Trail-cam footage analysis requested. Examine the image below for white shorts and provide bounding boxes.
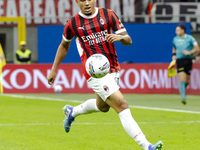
[87,72,120,101]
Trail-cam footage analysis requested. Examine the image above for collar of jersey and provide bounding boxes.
[78,7,98,19]
[178,34,187,39]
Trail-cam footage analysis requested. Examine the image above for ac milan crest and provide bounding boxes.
[103,85,109,92]
[100,18,105,25]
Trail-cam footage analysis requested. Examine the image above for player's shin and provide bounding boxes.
[179,82,186,100]
[118,108,150,150]
[72,99,100,118]
[185,82,189,88]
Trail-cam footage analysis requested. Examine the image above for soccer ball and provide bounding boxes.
[54,85,63,94]
[85,54,110,78]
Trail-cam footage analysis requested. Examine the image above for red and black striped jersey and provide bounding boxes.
[63,7,126,80]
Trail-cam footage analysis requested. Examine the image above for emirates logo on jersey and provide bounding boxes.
[81,30,108,46]
[100,18,105,25]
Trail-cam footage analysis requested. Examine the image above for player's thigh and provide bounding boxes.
[178,72,187,82]
[96,93,110,112]
[177,58,192,77]
[106,90,129,114]
[87,73,120,101]
[186,74,191,83]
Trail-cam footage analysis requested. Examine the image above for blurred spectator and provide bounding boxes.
[16,41,31,64]
[143,0,150,14]
[135,0,144,22]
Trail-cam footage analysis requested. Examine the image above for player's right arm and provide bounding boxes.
[47,39,71,85]
[47,19,75,85]
[172,47,177,60]
[172,38,177,60]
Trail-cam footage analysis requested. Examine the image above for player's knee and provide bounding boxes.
[121,99,129,110]
[179,78,186,82]
[99,106,110,112]
[117,97,129,110]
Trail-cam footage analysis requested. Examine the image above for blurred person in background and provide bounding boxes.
[172,24,199,104]
[16,41,31,64]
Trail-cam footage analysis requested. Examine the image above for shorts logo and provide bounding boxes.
[178,67,184,71]
[103,85,109,92]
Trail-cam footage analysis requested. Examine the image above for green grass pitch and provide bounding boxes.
[0,93,200,150]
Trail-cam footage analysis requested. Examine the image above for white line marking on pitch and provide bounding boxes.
[129,105,200,114]
[2,94,84,103]
[1,94,200,114]
[0,121,199,127]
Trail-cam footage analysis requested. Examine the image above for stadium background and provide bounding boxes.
[0,0,200,94]
[0,1,200,150]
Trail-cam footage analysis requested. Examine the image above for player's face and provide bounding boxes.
[76,0,96,16]
[20,45,26,51]
[175,27,184,36]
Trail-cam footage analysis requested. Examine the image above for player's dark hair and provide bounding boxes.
[177,24,186,33]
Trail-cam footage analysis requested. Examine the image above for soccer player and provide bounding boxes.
[47,0,163,149]
[172,24,199,104]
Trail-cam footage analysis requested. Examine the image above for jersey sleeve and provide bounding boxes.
[109,10,126,34]
[63,19,75,42]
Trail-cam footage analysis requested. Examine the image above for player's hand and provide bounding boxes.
[47,69,56,85]
[105,34,123,43]
[172,55,177,60]
[183,50,191,56]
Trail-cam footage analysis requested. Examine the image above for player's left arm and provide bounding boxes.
[191,44,200,55]
[107,10,132,45]
[183,37,200,55]
[106,32,132,45]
